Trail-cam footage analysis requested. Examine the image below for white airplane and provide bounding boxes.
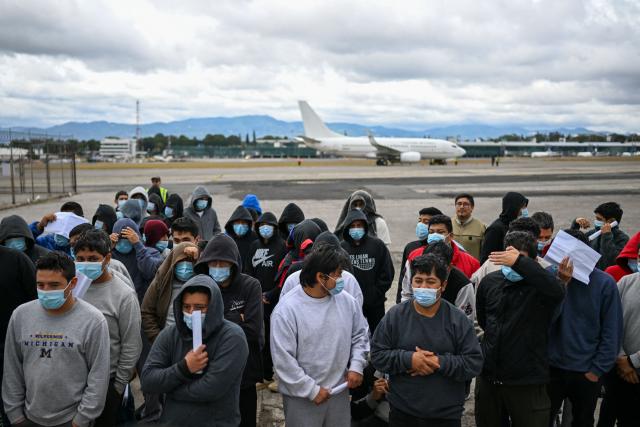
[297,101,466,165]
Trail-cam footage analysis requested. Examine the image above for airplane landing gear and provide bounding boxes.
[376,159,391,166]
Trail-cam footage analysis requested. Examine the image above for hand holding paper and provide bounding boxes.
[543,230,601,284]
[72,272,92,299]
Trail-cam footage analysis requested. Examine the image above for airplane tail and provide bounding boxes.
[298,101,342,139]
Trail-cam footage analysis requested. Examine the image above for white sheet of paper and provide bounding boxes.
[43,212,89,239]
[192,310,203,350]
[330,381,348,395]
[543,230,601,284]
[72,272,92,299]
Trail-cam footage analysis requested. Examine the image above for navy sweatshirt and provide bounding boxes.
[547,268,623,377]
[371,300,483,420]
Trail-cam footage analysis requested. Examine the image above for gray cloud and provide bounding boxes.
[0,0,638,131]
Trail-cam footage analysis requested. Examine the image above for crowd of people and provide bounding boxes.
[0,175,638,427]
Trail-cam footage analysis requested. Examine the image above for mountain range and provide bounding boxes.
[1,115,599,141]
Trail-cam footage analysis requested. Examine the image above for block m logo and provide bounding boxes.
[39,349,52,358]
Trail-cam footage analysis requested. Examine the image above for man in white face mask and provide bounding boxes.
[371,254,482,426]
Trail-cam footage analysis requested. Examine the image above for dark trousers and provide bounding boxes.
[239,386,257,427]
[363,305,385,334]
[596,371,616,427]
[94,378,122,427]
[476,375,550,427]
[605,369,640,427]
[389,407,460,427]
[547,367,600,427]
[262,302,274,381]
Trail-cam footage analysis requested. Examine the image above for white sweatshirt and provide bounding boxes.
[270,285,370,401]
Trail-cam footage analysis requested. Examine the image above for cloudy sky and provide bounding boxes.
[1,0,639,131]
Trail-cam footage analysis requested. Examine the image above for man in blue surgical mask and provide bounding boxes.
[73,230,142,427]
[371,253,482,426]
[195,233,263,427]
[2,252,110,427]
[224,206,259,275]
[573,201,629,270]
[475,231,567,427]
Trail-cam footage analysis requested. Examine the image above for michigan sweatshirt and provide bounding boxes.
[2,299,110,427]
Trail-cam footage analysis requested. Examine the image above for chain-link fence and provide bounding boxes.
[0,130,76,206]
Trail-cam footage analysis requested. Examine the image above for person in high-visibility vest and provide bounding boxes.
[148,176,169,204]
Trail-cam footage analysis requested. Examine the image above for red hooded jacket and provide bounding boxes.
[605,231,640,282]
[408,239,480,279]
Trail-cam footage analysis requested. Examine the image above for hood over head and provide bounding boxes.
[254,211,278,233]
[147,193,165,215]
[92,204,117,234]
[224,206,254,235]
[341,209,370,242]
[278,203,305,235]
[195,232,242,275]
[190,185,212,210]
[113,218,141,237]
[615,231,640,267]
[0,215,35,248]
[121,199,143,226]
[291,219,322,254]
[348,190,379,216]
[242,194,262,215]
[500,192,529,223]
[128,186,149,210]
[144,219,169,247]
[164,193,184,218]
[335,190,381,238]
[314,230,341,248]
[310,218,329,232]
[173,274,225,340]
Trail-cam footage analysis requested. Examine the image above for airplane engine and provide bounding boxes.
[400,152,421,163]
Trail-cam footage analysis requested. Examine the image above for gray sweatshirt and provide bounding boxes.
[371,300,483,419]
[2,299,110,427]
[83,274,142,394]
[617,272,640,369]
[270,285,370,400]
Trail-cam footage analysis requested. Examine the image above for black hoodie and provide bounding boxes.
[91,204,118,234]
[479,192,529,263]
[141,275,248,427]
[277,203,305,240]
[246,212,286,293]
[340,209,395,309]
[0,215,50,265]
[194,234,264,388]
[224,206,259,274]
[287,230,354,278]
[163,193,184,227]
[335,190,383,240]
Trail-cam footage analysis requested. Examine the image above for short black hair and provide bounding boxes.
[171,217,199,238]
[69,223,94,239]
[115,190,128,201]
[61,201,83,217]
[594,202,623,223]
[410,253,448,283]
[73,230,111,256]
[36,251,75,282]
[455,193,475,206]
[423,241,453,265]
[419,207,443,216]
[508,217,540,240]
[182,284,211,298]
[151,176,161,182]
[300,244,349,288]
[562,228,589,245]
[531,211,554,231]
[504,231,537,259]
[428,214,453,233]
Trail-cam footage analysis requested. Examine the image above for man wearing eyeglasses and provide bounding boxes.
[452,194,486,261]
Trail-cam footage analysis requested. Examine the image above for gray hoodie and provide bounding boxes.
[183,186,221,241]
[141,275,248,427]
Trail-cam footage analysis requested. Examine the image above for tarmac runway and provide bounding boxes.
[3,157,638,425]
